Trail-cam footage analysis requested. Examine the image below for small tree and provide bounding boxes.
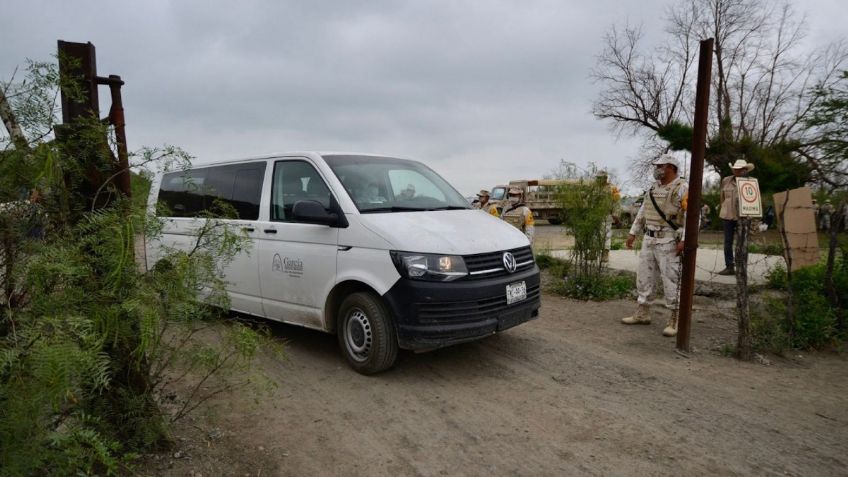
[1,59,278,474]
[805,70,848,330]
[554,164,622,299]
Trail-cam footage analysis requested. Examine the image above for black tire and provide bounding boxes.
[337,292,398,374]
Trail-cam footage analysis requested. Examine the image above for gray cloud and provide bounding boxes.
[2,0,844,195]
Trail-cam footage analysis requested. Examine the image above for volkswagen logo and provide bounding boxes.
[502,252,517,273]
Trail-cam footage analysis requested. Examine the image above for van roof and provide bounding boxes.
[184,151,409,168]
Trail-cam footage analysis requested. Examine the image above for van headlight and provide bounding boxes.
[390,251,468,282]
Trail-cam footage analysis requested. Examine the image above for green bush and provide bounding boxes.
[748,242,784,256]
[534,251,559,270]
[1,60,279,475]
[554,273,632,301]
[765,263,788,290]
[755,255,847,352]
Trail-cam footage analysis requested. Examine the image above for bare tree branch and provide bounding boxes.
[0,87,30,152]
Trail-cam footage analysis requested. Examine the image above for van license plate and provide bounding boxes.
[506,281,527,305]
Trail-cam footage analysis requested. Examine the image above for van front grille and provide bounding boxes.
[462,246,534,280]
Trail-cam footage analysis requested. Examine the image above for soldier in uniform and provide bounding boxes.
[501,187,535,244]
[473,189,499,217]
[622,155,688,337]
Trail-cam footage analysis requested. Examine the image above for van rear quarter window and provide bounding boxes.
[158,163,265,219]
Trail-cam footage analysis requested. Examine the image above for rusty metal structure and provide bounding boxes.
[57,40,131,199]
[676,38,714,353]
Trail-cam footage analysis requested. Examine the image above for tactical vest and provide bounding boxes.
[502,205,528,231]
[643,178,685,228]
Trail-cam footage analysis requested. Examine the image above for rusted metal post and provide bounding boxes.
[58,41,99,123]
[676,38,714,352]
[101,75,131,197]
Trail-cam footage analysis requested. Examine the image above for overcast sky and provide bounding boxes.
[2,0,844,195]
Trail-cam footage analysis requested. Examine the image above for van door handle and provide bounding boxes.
[263,229,277,234]
[241,227,255,233]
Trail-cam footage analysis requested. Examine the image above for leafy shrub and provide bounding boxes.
[765,263,788,289]
[555,272,633,301]
[748,242,784,256]
[557,176,615,280]
[754,255,847,352]
[1,60,279,474]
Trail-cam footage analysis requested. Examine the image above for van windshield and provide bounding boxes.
[323,155,470,213]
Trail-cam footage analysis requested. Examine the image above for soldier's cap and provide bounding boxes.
[652,154,680,170]
[508,187,522,195]
[476,189,490,197]
[729,158,755,171]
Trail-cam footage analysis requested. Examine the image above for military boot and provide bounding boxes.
[621,304,651,325]
[663,309,679,337]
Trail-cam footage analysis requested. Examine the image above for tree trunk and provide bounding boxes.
[0,88,30,152]
[735,217,753,360]
[777,191,796,341]
[824,201,842,331]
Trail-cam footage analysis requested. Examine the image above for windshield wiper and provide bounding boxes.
[426,206,470,210]
[360,206,428,213]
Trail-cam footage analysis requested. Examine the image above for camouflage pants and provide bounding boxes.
[636,236,681,310]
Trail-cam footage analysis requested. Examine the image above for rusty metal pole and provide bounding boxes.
[676,38,714,352]
[58,41,100,123]
[103,75,131,197]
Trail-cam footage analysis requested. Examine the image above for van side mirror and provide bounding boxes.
[292,200,341,227]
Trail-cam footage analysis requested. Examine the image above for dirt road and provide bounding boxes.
[152,292,848,476]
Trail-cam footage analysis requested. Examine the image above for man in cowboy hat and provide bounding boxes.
[473,189,499,216]
[501,187,535,243]
[717,158,755,275]
[622,154,688,337]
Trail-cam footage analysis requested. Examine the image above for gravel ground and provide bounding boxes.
[143,287,848,476]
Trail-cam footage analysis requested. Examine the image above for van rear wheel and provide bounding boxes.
[337,292,398,374]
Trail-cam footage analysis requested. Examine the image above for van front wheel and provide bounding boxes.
[337,292,398,374]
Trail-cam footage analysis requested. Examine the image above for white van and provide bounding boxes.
[147,152,540,374]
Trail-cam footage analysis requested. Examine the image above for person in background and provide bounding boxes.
[763,205,776,229]
[700,202,711,230]
[717,158,755,276]
[501,187,535,244]
[596,172,620,263]
[473,189,499,216]
[820,199,834,231]
[622,154,688,337]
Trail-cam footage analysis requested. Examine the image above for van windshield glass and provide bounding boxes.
[323,155,470,213]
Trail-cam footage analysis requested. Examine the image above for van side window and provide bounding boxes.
[158,163,265,219]
[271,161,332,222]
[158,169,207,217]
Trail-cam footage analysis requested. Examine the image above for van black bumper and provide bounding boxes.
[381,266,541,351]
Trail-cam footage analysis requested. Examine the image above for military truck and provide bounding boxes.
[490,179,580,225]
[490,178,626,226]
